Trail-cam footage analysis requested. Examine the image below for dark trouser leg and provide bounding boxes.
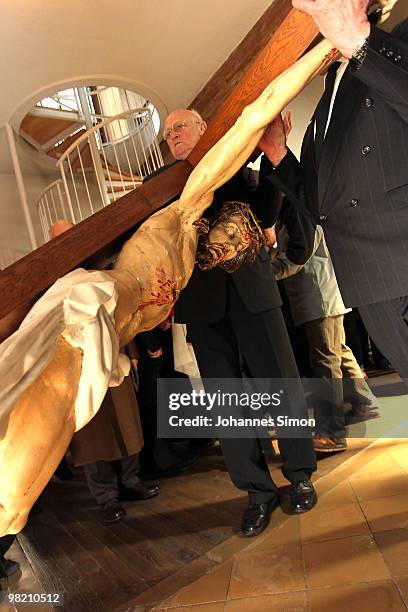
[137,355,181,469]
[344,310,365,367]
[286,324,312,377]
[303,316,346,439]
[226,280,316,482]
[187,318,278,504]
[371,339,389,369]
[358,297,408,385]
[83,461,119,506]
[116,454,141,489]
[0,535,16,578]
[0,534,15,576]
[0,536,15,558]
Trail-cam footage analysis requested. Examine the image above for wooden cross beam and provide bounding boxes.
[0,2,318,341]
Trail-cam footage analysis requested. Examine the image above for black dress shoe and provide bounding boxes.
[281,480,317,515]
[118,483,160,501]
[240,498,279,537]
[102,502,126,523]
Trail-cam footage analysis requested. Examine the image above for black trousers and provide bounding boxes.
[83,455,141,505]
[137,350,191,470]
[359,296,408,383]
[187,279,316,504]
[0,535,16,577]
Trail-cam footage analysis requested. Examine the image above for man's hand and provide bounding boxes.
[292,0,370,58]
[158,319,171,331]
[263,227,277,248]
[148,347,163,358]
[258,112,292,167]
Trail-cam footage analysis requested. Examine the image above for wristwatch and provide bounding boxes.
[350,37,369,71]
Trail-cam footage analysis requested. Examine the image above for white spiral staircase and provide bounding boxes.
[19,87,164,243]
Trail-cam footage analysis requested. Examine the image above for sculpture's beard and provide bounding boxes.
[196,237,261,273]
[196,241,237,271]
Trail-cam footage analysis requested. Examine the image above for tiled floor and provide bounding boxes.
[149,438,408,611]
[149,374,408,611]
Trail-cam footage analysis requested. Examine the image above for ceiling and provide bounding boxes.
[1,0,274,131]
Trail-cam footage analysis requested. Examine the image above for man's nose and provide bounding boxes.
[169,131,180,142]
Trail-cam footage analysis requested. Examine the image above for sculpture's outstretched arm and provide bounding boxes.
[177,38,336,221]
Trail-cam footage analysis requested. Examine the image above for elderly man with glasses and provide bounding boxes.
[162,108,318,537]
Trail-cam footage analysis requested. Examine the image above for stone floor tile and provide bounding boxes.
[225,590,307,611]
[303,535,390,589]
[300,502,369,543]
[360,493,408,533]
[307,579,406,611]
[227,546,305,600]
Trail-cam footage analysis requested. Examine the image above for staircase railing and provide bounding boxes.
[37,179,72,243]
[52,107,163,226]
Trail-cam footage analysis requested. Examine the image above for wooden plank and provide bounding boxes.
[18,513,109,612]
[187,8,318,165]
[45,491,169,587]
[20,115,82,147]
[190,0,292,123]
[0,161,192,333]
[47,127,87,159]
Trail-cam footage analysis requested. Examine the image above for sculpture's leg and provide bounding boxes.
[0,336,82,535]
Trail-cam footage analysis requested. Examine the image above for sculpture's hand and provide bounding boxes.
[292,0,370,58]
[258,112,291,167]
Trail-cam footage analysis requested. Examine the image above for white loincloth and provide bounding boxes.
[0,268,130,431]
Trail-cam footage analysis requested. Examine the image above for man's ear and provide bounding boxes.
[199,121,208,135]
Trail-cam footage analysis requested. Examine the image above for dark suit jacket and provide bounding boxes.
[271,20,408,308]
[174,155,282,323]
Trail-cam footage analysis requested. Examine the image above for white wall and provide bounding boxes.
[0,172,51,254]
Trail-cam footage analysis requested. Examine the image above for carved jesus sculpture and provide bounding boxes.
[0,0,396,537]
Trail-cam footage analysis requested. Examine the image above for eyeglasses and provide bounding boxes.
[163,120,200,141]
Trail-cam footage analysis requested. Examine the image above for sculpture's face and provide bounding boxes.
[195,202,264,272]
[207,213,247,258]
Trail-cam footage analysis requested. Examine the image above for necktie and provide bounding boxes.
[314,61,341,164]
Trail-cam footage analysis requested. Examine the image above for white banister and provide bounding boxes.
[36,179,71,243]
[37,107,162,236]
[6,124,38,250]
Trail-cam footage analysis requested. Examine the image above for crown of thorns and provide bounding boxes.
[194,201,265,273]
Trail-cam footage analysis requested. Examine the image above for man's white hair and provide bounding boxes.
[188,108,205,122]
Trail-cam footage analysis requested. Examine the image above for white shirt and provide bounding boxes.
[313,60,349,140]
[325,60,349,137]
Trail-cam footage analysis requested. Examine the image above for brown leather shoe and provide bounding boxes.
[313,437,347,453]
